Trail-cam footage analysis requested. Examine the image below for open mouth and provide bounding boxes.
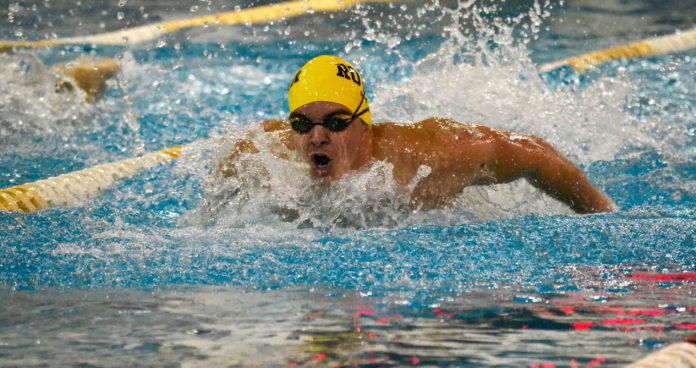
[312,154,331,167]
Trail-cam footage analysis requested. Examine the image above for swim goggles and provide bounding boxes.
[289,93,369,134]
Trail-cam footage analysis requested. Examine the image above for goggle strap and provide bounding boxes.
[349,92,368,122]
[353,107,370,120]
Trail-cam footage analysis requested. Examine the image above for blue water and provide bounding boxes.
[1,0,695,366]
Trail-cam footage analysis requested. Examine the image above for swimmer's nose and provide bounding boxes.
[309,124,330,148]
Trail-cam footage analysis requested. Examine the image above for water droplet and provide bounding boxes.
[156,39,166,48]
[117,0,126,7]
[386,36,401,48]
[14,29,23,37]
[190,5,199,12]
[306,7,314,14]
[116,11,124,20]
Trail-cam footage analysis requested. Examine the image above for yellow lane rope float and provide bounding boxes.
[538,27,696,73]
[0,146,181,213]
[0,0,392,51]
[626,340,696,368]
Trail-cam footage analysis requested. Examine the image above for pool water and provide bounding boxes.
[1,0,695,366]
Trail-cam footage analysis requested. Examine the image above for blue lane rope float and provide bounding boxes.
[0,0,393,51]
[0,146,182,213]
[538,27,696,73]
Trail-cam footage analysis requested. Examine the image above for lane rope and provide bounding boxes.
[0,0,392,51]
[626,341,696,368]
[538,27,696,73]
[0,146,182,213]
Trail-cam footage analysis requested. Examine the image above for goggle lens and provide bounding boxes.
[290,114,352,134]
[290,92,369,134]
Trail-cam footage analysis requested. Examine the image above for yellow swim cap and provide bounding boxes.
[288,55,372,126]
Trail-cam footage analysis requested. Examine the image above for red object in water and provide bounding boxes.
[432,308,454,318]
[354,308,377,319]
[588,357,607,366]
[573,321,594,331]
[560,306,575,315]
[601,318,647,326]
[530,364,556,368]
[313,353,328,361]
[674,323,696,330]
[411,356,420,365]
[629,272,696,282]
[627,310,665,317]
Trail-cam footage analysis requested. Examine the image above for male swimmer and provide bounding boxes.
[219,55,615,214]
[52,56,120,100]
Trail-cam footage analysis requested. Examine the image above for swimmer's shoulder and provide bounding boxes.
[373,117,492,144]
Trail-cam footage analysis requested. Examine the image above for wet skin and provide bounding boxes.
[52,57,120,100]
[221,101,615,214]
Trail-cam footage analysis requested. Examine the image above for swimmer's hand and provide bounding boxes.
[215,119,291,179]
[216,139,260,178]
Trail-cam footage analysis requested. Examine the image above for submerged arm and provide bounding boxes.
[486,131,615,214]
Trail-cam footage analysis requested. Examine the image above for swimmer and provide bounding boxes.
[51,56,120,100]
[0,54,120,136]
[218,55,615,214]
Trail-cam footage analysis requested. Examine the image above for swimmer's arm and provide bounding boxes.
[485,132,616,214]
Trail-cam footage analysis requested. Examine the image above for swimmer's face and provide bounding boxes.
[290,101,372,183]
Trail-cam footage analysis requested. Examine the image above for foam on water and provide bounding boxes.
[368,1,649,164]
[0,53,91,140]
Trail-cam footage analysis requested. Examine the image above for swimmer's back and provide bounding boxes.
[371,118,504,207]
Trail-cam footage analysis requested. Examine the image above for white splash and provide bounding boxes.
[0,53,92,140]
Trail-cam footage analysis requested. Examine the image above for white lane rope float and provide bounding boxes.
[626,340,696,368]
[0,0,393,51]
[538,27,696,73]
[0,146,182,213]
